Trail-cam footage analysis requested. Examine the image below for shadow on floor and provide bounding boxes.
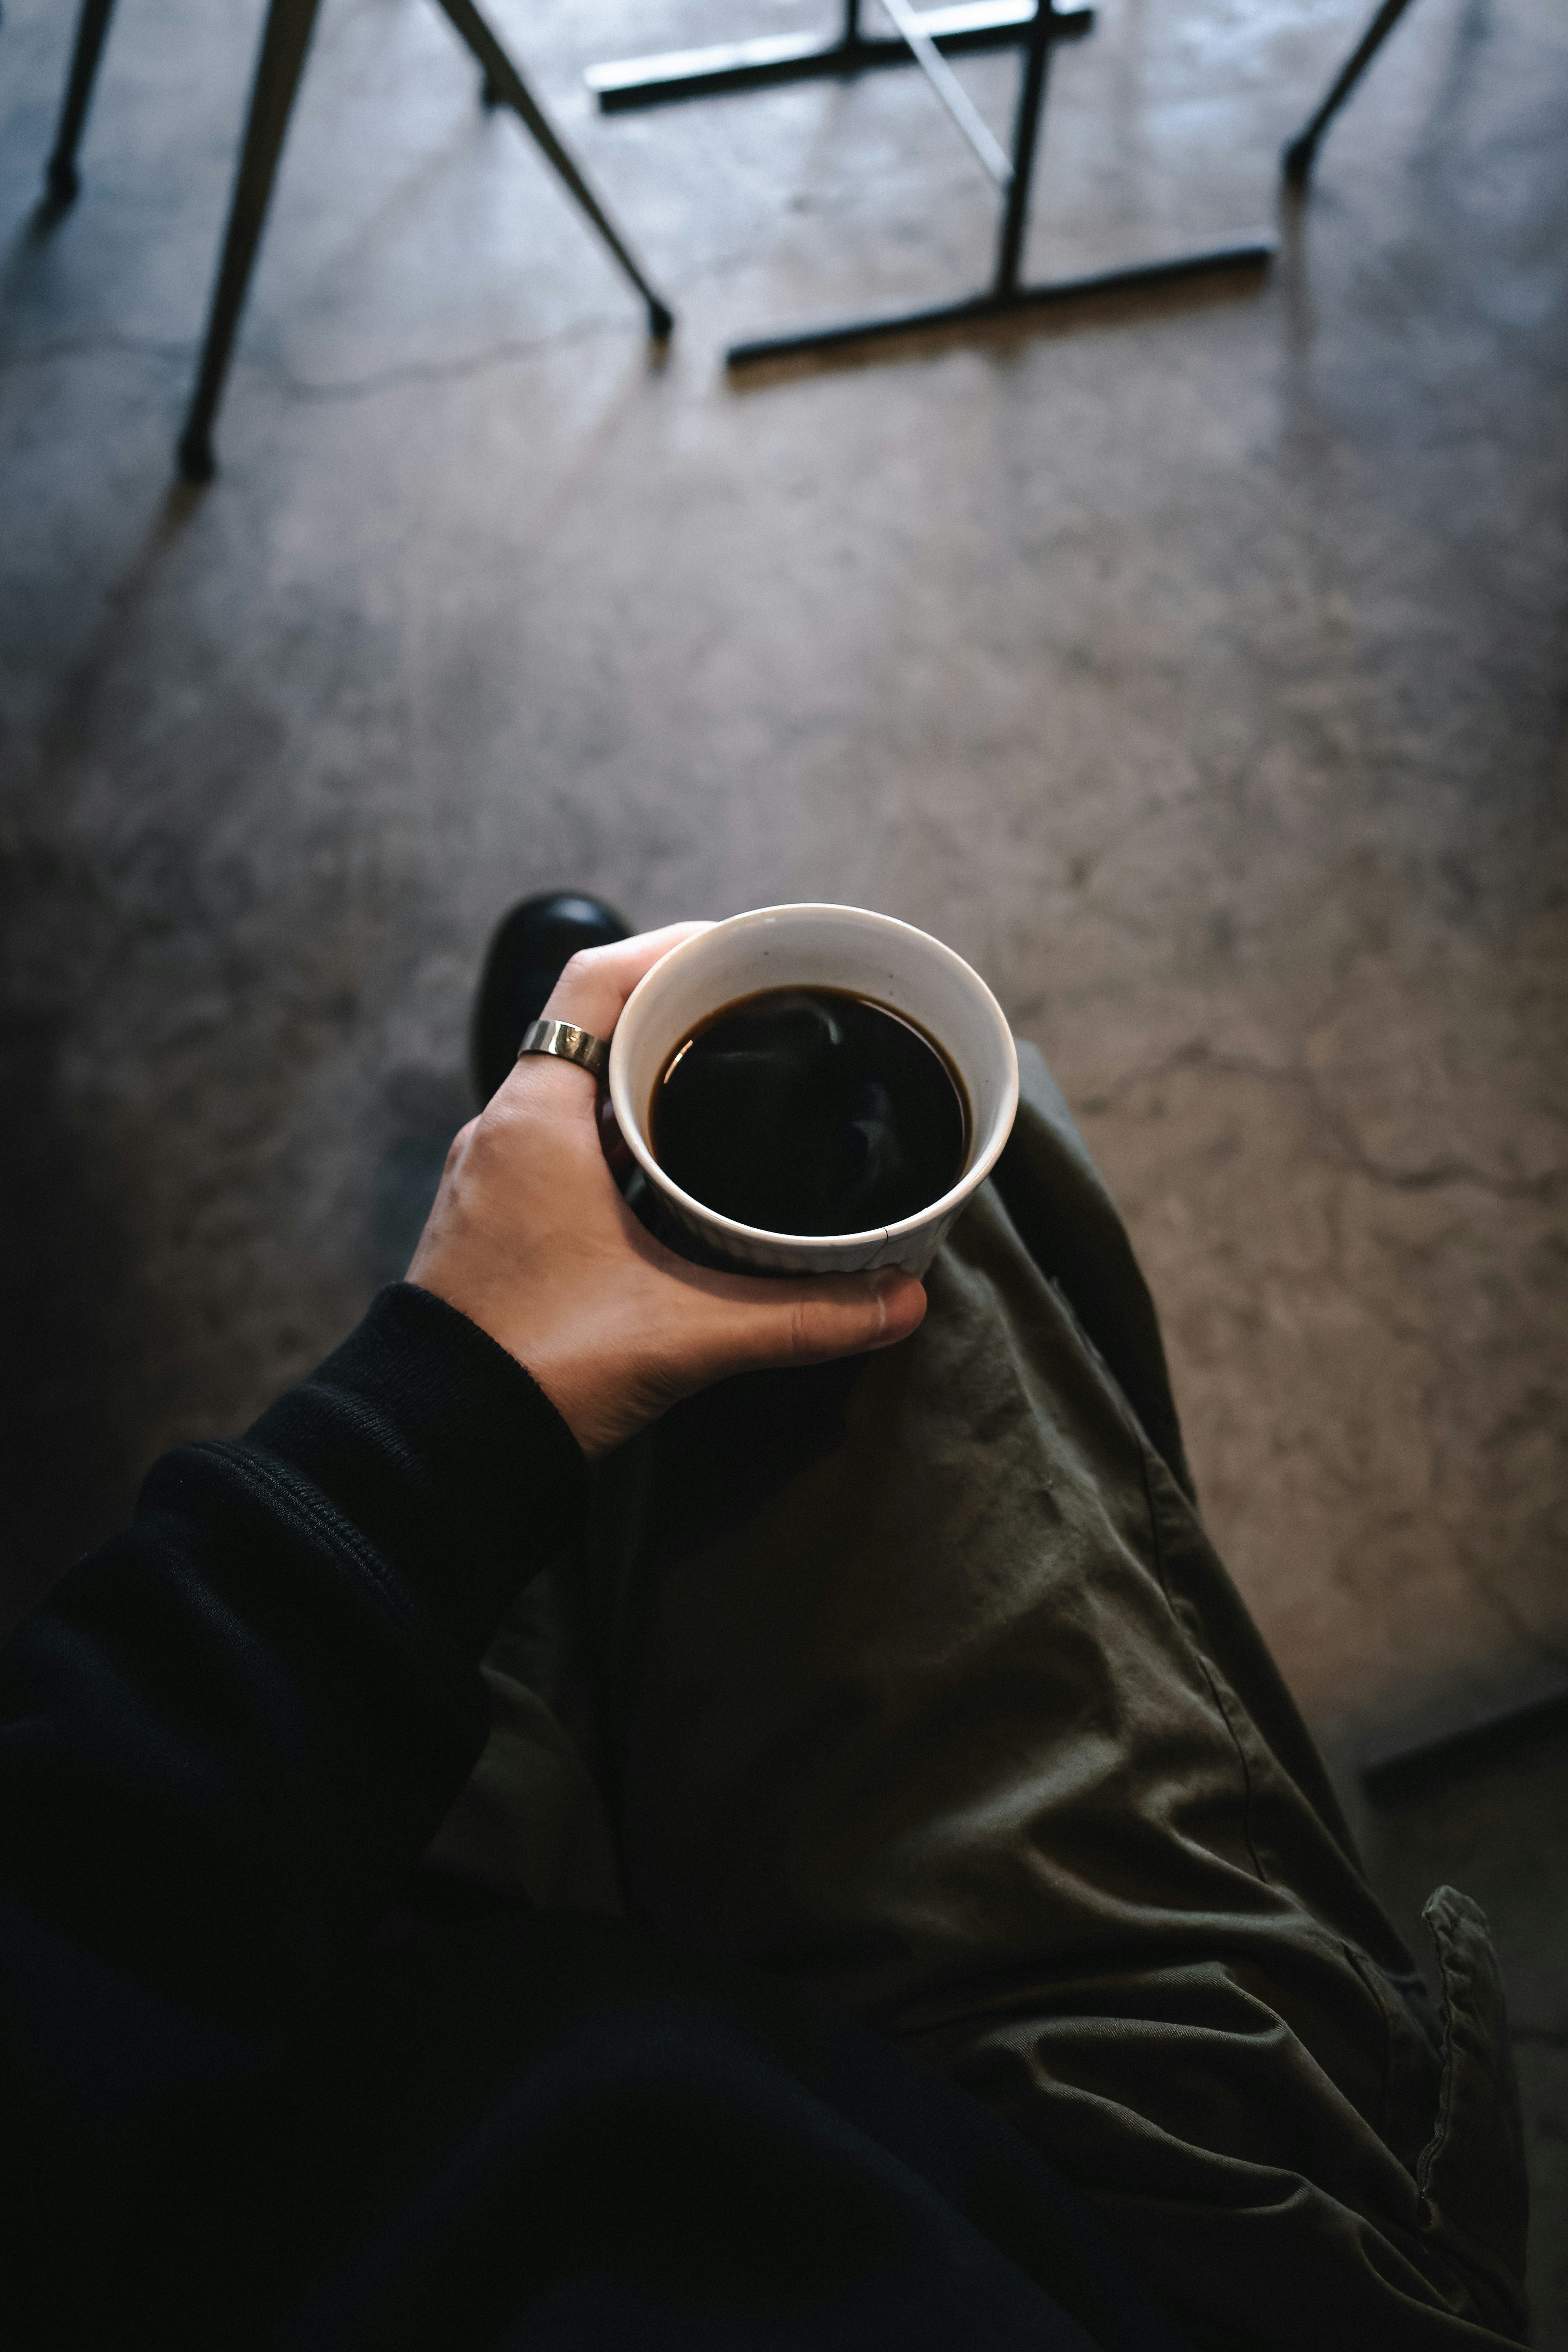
[0,1008,126,1630]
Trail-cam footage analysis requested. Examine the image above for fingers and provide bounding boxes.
[541,922,711,1042]
[488,920,711,1131]
[711,1266,927,1380]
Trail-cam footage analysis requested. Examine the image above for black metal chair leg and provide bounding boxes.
[427,0,674,337]
[1282,0,1419,185]
[176,0,323,482]
[45,0,119,205]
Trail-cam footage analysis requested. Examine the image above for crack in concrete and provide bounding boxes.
[0,332,193,370]
[0,226,804,405]
[1072,1040,1567,1203]
[261,315,638,400]
[0,313,633,396]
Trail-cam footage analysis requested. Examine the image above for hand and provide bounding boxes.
[408,924,927,1456]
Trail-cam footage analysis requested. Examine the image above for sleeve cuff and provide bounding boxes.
[243,1284,588,1657]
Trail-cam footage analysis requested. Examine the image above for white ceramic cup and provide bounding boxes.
[608,904,1019,1278]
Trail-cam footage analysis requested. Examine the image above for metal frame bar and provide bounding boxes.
[43,0,117,206]
[429,0,672,336]
[726,242,1275,365]
[1281,0,1420,186]
[880,0,1013,185]
[586,0,1090,113]
[175,0,325,481]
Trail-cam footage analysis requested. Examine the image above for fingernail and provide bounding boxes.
[869,1266,901,1332]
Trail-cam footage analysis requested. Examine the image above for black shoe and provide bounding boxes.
[470,891,630,1107]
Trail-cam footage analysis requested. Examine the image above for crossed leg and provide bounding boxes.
[445,1044,1529,2350]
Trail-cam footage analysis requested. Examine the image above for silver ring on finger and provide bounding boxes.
[516,1018,610,1081]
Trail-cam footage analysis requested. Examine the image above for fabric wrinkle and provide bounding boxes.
[445,1038,1529,2352]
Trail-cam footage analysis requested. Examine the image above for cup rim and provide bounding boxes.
[609,902,1020,1251]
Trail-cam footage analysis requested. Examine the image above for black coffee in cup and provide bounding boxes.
[652,987,969,1237]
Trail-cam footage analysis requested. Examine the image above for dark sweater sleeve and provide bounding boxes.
[0,1283,587,2135]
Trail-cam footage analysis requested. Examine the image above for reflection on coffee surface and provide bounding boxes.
[653,987,968,1236]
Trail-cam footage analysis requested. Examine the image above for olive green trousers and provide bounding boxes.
[430,1043,1530,2351]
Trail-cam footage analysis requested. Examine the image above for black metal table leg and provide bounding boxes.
[724,242,1275,364]
[428,0,673,335]
[722,0,1275,368]
[1282,0,1420,185]
[44,0,120,206]
[993,0,1051,293]
[176,0,323,481]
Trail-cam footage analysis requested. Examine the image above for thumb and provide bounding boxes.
[713,1266,927,1379]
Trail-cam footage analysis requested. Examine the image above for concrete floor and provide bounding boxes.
[2,0,1565,2327]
